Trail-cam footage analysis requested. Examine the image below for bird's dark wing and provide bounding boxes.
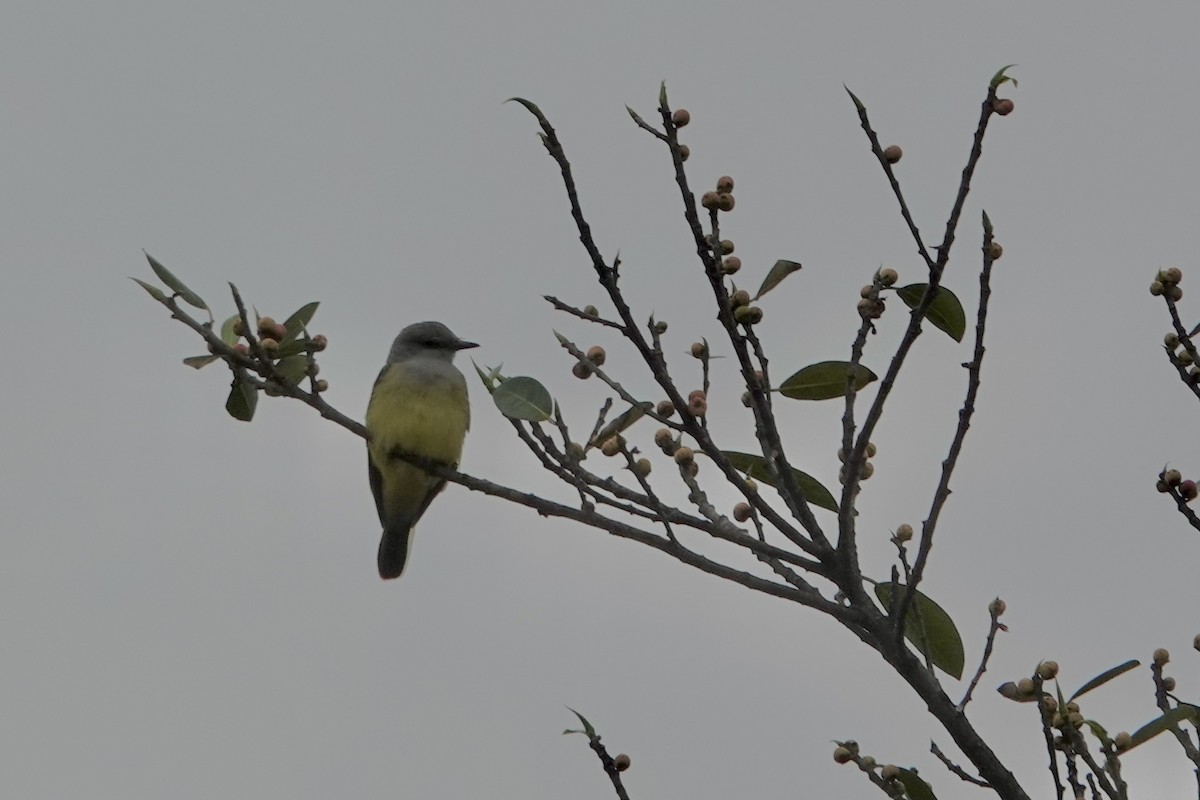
[368,451,386,525]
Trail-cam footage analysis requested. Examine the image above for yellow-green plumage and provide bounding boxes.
[365,322,475,579]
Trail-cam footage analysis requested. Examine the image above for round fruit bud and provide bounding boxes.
[1038,661,1059,680]
[1150,281,1165,296]
[674,446,695,465]
[572,362,593,380]
[633,458,652,478]
[716,175,735,193]
[1193,633,1200,652]
[672,108,691,127]
[1114,731,1132,752]
[865,442,877,458]
[315,379,329,393]
[689,397,708,417]
[688,389,706,403]
[1180,350,1194,366]
[233,342,250,356]
[271,323,287,341]
[987,242,1004,261]
[1166,267,1183,284]
[1068,712,1085,728]
[232,318,246,337]
[654,320,669,334]
[733,502,753,522]
[861,462,875,479]
[883,145,903,164]
[860,285,875,299]
[1163,676,1177,692]
[717,193,735,212]
[857,298,875,317]
[690,341,707,358]
[881,764,900,780]
[741,391,752,408]
[586,345,606,365]
[746,306,764,324]
[1171,285,1184,301]
[731,289,751,308]
[989,597,1007,616]
[720,239,735,255]
[583,305,599,317]
[878,267,899,287]
[600,437,622,457]
[722,256,742,275]
[614,753,631,772]
[260,337,280,355]
[311,334,328,352]
[1042,696,1058,714]
[678,144,691,162]
[1153,647,1170,666]
[654,427,674,448]
[1016,678,1035,697]
[1165,469,1183,486]
[1166,332,1181,348]
[833,746,853,764]
[566,441,585,460]
[745,478,758,492]
[895,523,913,542]
[1157,479,1170,493]
[701,191,720,210]
[257,316,277,335]
[656,400,676,417]
[998,681,1020,700]
[733,305,755,324]
[993,98,1015,116]
[860,756,877,770]
[1181,480,1198,501]
[1065,701,1080,713]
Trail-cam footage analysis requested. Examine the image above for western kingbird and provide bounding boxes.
[365,321,477,579]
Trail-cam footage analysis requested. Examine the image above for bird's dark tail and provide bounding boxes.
[378,523,414,580]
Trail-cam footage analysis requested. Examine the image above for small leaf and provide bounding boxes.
[566,707,597,738]
[896,284,967,343]
[1129,706,1198,750]
[225,376,257,422]
[874,583,965,680]
[722,451,837,512]
[472,360,499,394]
[493,376,553,422]
[779,361,877,401]
[274,355,308,385]
[131,277,167,302]
[658,81,668,107]
[1084,720,1109,741]
[990,64,1018,89]
[753,260,802,300]
[182,355,219,369]
[896,769,938,800]
[144,252,208,311]
[506,97,543,118]
[275,339,310,358]
[589,402,653,449]
[280,302,319,343]
[219,315,241,345]
[1070,659,1140,701]
[844,85,866,112]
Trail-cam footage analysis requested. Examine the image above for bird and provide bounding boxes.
[365,321,477,579]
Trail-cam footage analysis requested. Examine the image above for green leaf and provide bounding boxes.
[566,707,597,738]
[493,376,553,422]
[896,769,937,800]
[131,277,167,302]
[274,355,308,385]
[219,315,241,345]
[896,284,967,343]
[1070,659,1141,701]
[722,451,837,512]
[990,64,1018,89]
[275,339,310,359]
[1084,719,1109,741]
[225,376,257,422]
[778,361,877,401]
[280,302,319,344]
[658,81,668,107]
[1129,706,1198,750]
[874,582,965,680]
[182,355,219,369]
[471,360,504,394]
[506,97,543,118]
[753,260,802,300]
[589,401,653,449]
[144,252,208,311]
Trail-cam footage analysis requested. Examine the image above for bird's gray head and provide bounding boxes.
[387,321,478,364]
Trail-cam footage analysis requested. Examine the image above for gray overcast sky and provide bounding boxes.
[3,1,1199,797]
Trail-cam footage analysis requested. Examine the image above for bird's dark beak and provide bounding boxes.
[455,340,479,351]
